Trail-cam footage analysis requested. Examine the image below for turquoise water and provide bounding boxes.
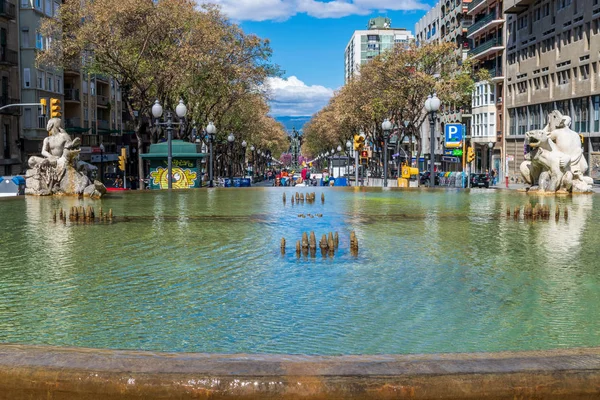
[0,188,599,355]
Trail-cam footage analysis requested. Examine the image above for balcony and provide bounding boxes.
[468,0,487,15]
[468,36,504,59]
[467,12,505,38]
[0,1,16,20]
[488,66,504,80]
[64,88,80,102]
[98,119,109,130]
[504,0,536,14]
[0,47,17,66]
[96,95,109,107]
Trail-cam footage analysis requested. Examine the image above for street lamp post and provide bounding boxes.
[424,94,441,187]
[205,122,216,188]
[152,99,187,190]
[99,143,105,184]
[250,145,255,180]
[345,140,352,184]
[382,118,393,187]
[488,141,494,174]
[241,140,247,177]
[227,133,235,184]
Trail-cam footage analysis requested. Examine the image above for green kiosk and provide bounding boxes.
[141,140,206,189]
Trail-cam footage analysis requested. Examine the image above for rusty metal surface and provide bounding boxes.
[1,345,600,399]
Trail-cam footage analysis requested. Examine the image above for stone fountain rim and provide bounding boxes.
[2,343,600,375]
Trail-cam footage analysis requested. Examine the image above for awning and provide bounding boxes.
[66,127,92,134]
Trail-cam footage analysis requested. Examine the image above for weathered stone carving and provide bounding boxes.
[520,110,593,194]
[25,118,106,198]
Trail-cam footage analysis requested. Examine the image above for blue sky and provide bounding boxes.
[198,1,436,116]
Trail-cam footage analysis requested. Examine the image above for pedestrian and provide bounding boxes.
[491,169,497,186]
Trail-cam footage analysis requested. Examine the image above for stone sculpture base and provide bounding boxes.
[25,166,106,198]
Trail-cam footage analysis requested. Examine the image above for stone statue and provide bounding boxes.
[520,110,593,194]
[25,118,106,198]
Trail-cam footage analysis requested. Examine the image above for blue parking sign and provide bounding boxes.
[445,124,463,148]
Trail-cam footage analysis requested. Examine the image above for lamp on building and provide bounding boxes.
[424,94,441,187]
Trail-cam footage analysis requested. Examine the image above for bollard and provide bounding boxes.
[283,193,286,204]
[280,238,286,254]
[334,232,339,249]
[296,240,301,256]
[321,193,325,203]
[309,232,316,250]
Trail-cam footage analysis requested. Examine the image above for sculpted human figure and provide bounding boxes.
[520,110,593,193]
[28,118,81,171]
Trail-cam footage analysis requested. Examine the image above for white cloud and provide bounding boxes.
[265,76,334,116]
[198,0,429,21]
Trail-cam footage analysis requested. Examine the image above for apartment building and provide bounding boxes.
[0,0,20,176]
[504,0,600,181]
[467,0,506,175]
[19,0,128,177]
[415,0,473,171]
[344,17,414,83]
[63,68,126,171]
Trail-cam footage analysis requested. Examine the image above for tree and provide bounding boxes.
[38,0,282,188]
[302,42,475,172]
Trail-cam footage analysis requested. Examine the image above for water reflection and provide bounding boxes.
[0,190,598,355]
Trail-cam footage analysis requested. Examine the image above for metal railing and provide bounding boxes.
[468,0,486,12]
[0,1,16,19]
[468,36,503,57]
[96,95,109,106]
[65,118,81,128]
[64,88,80,101]
[467,12,499,37]
[0,47,17,65]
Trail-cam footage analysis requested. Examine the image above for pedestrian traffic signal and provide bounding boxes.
[467,147,475,163]
[118,148,127,171]
[49,98,61,118]
[40,98,47,115]
[354,134,365,150]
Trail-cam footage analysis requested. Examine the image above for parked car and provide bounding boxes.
[470,173,490,188]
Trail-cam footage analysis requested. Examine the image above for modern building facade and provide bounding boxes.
[344,17,414,83]
[467,0,506,175]
[415,1,474,172]
[0,0,20,176]
[504,0,600,181]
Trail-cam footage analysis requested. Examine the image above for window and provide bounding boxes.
[24,108,31,129]
[21,29,29,48]
[529,105,541,129]
[45,36,51,50]
[517,107,527,135]
[44,0,51,16]
[53,1,59,17]
[21,0,30,7]
[509,108,516,136]
[35,33,43,50]
[573,97,589,132]
[580,64,590,80]
[23,68,30,88]
[542,75,549,88]
[557,70,570,85]
[56,77,61,93]
[593,95,600,132]
[47,75,53,91]
[37,70,44,89]
[82,80,88,94]
[34,0,41,10]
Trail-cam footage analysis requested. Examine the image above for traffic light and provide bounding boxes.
[579,134,584,144]
[360,150,369,165]
[467,147,475,163]
[353,134,365,150]
[49,98,61,118]
[40,98,47,115]
[118,148,127,171]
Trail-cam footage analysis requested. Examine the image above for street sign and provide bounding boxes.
[441,156,460,163]
[445,124,463,148]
